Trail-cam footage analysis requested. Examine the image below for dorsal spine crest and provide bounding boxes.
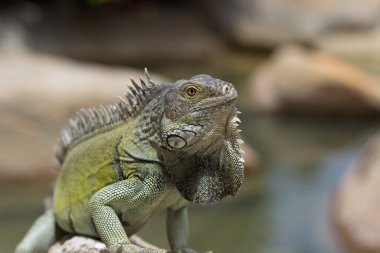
[56,68,156,164]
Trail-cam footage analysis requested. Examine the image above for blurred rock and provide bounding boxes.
[241,142,260,174]
[245,45,380,116]
[206,0,380,48]
[0,2,42,53]
[26,6,225,64]
[334,133,380,253]
[315,26,380,66]
[48,235,164,253]
[48,236,106,253]
[0,52,166,181]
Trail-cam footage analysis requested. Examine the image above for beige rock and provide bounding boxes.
[48,235,164,253]
[0,52,165,181]
[315,27,380,66]
[207,0,380,48]
[48,236,106,253]
[27,7,225,63]
[240,143,260,174]
[334,133,380,253]
[245,45,380,116]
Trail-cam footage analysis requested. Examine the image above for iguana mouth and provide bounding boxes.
[194,91,237,112]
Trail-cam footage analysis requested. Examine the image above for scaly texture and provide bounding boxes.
[16,71,244,253]
[56,68,155,164]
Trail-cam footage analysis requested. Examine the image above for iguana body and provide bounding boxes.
[16,70,244,253]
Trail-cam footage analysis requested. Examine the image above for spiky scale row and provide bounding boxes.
[56,69,155,164]
[231,112,246,161]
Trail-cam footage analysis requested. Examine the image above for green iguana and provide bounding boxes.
[15,69,244,253]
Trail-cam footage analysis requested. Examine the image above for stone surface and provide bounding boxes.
[48,236,107,253]
[0,3,226,63]
[48,235,164,253]
[245,45,380,116]
[0,52,165,181]
[206,0,380,48]
[25,5,225,63]
[334,133,380,253]
[315,26,380,66]
[241,142,260,174]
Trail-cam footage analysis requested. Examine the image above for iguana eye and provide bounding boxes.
[183,85,199,99]
[185,86,198,97]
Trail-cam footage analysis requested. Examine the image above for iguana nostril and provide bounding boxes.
[224,86,230,94]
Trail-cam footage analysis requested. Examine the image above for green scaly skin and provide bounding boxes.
[15,71,244,253]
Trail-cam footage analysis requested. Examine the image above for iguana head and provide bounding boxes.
[160,74,244,205]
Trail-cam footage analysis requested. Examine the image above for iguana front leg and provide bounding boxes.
[89,177,165,253]
[167,206,198,253]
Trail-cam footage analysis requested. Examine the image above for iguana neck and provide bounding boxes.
[133,100,164,147]
[119,97,165,163]
[161,119,244,205]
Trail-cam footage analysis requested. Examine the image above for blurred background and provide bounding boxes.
[2,0,380,252]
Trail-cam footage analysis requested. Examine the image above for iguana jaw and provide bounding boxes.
[162,104,244,205]
[193,88,237,112]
